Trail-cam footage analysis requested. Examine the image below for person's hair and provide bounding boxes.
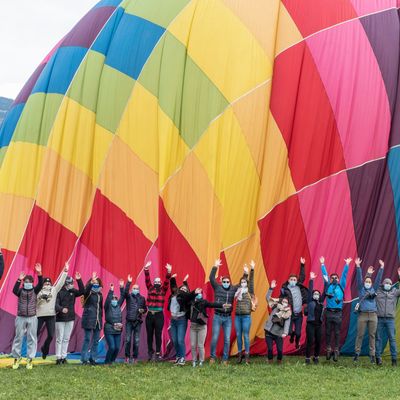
[280,296,289,303]
[240,277,248,284]
[24,275,34,283]
[312,290,321,296]
[86,277,103,287]
[365,277,372,283]
[289,274,298,279]
[330,273,339,279]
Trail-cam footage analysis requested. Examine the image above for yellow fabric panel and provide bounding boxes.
[222,0,280,60]
[98,136,159,242]
[36,149,95,235]
[232,81,271,175]
[161,152,223,273]
[257,112,296,219]
[275,3,303,56]
[0,193,34,252]
[167,0,198,46]
[169,0,272,102]
[48,98,113,182]
[0,142,45,199]
[117,82,159,173]
[194,108,260,248]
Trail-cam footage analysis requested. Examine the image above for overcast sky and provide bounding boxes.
[0,0,99,99]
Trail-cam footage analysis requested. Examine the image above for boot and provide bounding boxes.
[353,353,359,362]
[305,358,311,365]
[333,348,339,362]
[313,356,319,365]
[289,332,295,344]
[267,358,274,364]
[326,348,332,361]
[237,351,243,364]
[392,359,397,367]
[370,355,376,364]
[376,357,382,366]
[244,353,250,365]
[277,359,282,365]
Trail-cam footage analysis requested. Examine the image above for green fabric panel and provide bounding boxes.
[124,0,190,28]
[139,32,229,148]
[12,93,64,146]
[95,64,135,133]
[68,50,106,113]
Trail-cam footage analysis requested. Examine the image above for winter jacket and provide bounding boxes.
[235,269,255,316]
[13,276,44,317]
[305,279,325,324]
[37,271,68,317]
[376,283,400,318]
[122,282,147,322]
[55,278,85,322]
[145,269,171,312]
[209,266,248,316]
[264,288,291,336]
[280,262,308,313]
[81,283,103,330]
[356,266,383,313]
[167,277,192,319]
[189,297,222,325]
[104,289,124,335]
[0,252,4,280]
[321,263,349,310]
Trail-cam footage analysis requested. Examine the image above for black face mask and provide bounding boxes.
[331,278,338,285]
[154,283,161,289]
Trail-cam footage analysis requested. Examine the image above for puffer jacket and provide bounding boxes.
[376,283,400,318]
[13,276,44,317]
[264,289,291,336]
[209,266,248,316]
[235,269,255,316]
[122,282,147,322]
[357,266,383,312]
[81,283,103,330]
[104,289,124,335]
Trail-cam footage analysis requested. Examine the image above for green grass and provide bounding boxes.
[0,356,397,400]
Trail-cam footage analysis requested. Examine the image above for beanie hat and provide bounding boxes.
[43,277,52,285]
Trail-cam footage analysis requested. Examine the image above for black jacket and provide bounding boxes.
[55,279,85,322]
[281,262,309,311]
[81,283,103,330]
[167,277,192,319]
[305,279,325,324]
[122,282,147,322]
[190,298,222,325]
[104,289,124,335]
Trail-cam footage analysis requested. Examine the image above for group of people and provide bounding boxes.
[6,255,400,370]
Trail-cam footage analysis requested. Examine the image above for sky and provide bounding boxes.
[0,0,100,99]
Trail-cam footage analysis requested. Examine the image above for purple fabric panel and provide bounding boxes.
[62,6,115,49]
[14,63,46,105]
[347,159,400,295]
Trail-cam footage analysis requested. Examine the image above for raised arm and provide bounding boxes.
[266,280,276,301]
[355,261,363,292]
[209,259,222,290]
[249,261,255,295]
[105,288,113,310]
[308,276,314,303]
[13,276,22,297]
[162,264,172,294]
[374,260,384,290]
[340,259,351,288]
[54,266,69,293]
[299,257,306,284]
[33,263,43,294]
[75,275,85,297]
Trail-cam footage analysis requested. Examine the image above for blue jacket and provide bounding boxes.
[356,266,383,313]
[306,279,325,323]
[321,263,349,310]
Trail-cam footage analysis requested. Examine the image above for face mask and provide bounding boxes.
[384,284,391,291]
[111,299,118,307]
[196,293,202,300]
[66,284,74,291]
[154,283,161,289]
[241,282,247,288]
[282,302,288,308]
[313,293,320,301]
[289,281,297,287]
[131,289,139,295]
[222,282,230,289]
[92,284,100,293]
[331,278,338,285]
[24,282,33,290]
[364,283,372,290]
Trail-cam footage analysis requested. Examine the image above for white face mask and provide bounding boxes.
[384,284,391,291]
[313,293,320,301]
[241,281,247,288]
[282,302,289,308]
[364,282,372,290]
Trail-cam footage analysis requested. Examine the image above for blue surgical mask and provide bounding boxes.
[364,283,372,290]
[384,284,392,291]
[132,289,139,296]
[196,293,203,300]
[92,284,100,293]
[222,282,230,289]
[289,281,297,287]
[111,299,118,307]
[24,282,33,290]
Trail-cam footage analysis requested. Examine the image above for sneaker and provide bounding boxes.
[148,353,154,362]
[313,357,319,365]
[209,358,216,365]
[131,358,137,364]
[353,354,359,362]
[305,358,311,365]
[333,349,339,362]
[192,361,197,368]
[177,358,185,366]
[289,332,295,344]
[173,357,180,365]
[62,358,68,364]
[376,357,382,366]
[41,346,47,360]
[244,353,250,365]
[392,359,397,367]
[81,361,89,365]
[12,358,22,370]
[56,359,62,365]
[326,349,332,361]
[237,351,243,364]
[155,353,162,362]
[125,357,130,364]
[89,359,98,366]
[26,358,33,370]
[198,361,203,367]
[267,359,274,364]
[370,356,376,364]
[277,359,282,365]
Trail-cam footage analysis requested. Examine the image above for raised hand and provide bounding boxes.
[222,303,232,310]
[367,266,375,275]
[310,271,317,280]
[64,261,70,272]
[250,260,256,270]
[18,272,26,281]
[355,257,362,266]
[270,280,277,289]
[62,308,68,314]
[379,260,384,268]
[119,279,124,288]
[34,263,42,274]
[127,274,133,283]
[344,258,352,265]
[166,263,172,274]
[110,283,114,291]
[319,256,325,264]
[195,288,202,294]
[171,273,177,279]
[75,272,81,280]
[300,257,306,264]
[214,259,222,268]
[144,261,151,271]
[183,274,189,282]
[243,265,249,275]
[91,272,98,283]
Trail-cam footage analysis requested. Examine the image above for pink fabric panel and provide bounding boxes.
[350,0,396,15]
[307,20,391,168]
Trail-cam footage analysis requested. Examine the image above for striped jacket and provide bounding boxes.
[145,270,171,312]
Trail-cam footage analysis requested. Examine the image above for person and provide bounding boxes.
[209,259,248,365]
[104,281,124,364]
[168,273,191,366]
[0,248,4,280]
[305,271,325,365]
[375,266,400,366]
[55,271,84,364]
[189,288,222,367]
[353,258,383,363]
[122,274,147,363]
[11,263,43,370]
[320,256,351,361]
[81,272,103,365]
[234,260,255,364]
[36,263,69,359]
[280,257,308,349]
[144,261,172,361]
[264,280,291,364]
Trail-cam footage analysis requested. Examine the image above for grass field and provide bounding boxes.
[0,356,398,400]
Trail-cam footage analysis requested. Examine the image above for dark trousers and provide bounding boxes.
[325,309,342,350]
[125,320,142,359]
[146,312,164,356]
[305,322,322,358]
[105,333,121,364]
[289,313,303,345]
[37,315,56,356]
[265,330,283,360]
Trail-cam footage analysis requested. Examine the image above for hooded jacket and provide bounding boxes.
[36,271,68,317]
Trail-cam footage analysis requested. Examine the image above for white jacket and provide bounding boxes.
[36,271,68,317]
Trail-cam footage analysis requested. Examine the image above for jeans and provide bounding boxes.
[305,322,322,358]
[37,315,56,357]
[265,330,283,360]
[355,311,378,356]
[234,314,251,353]
[125,320,142,359]
[55,321,74,359]
[81,328,100,363]
[12,316,38,359]
[290,313,303,346]
[105,333,121,364]
[210,313,232,360]
[190,323,207,362]
[145,312,164,356]
[170,318,188,359]
[325,309,342,350]
[376,317,396,359]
